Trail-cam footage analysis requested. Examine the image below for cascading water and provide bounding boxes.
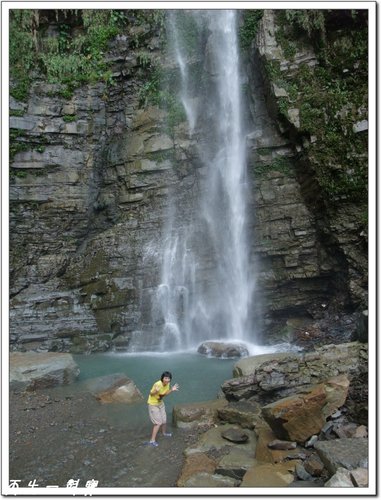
[150,10,256,352]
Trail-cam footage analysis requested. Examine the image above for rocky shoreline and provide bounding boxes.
[171,341,369,488]
[8,338,369,490]
[9,388,201,489]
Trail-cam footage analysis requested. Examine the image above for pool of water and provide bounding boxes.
[12,351,238,488]
[70,351,236,427]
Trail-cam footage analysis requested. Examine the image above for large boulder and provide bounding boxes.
[10,352,80,391]
[215,448,257,480]
[181,472,239,487]
[217,400,262,429]
[233,352,292,377]
[314,438,368,475]
[324,468,354,487]
[254,422,305,465]
[350,468,369,487]
[84,373,143,404]
[222,342,367,404]
[221,427,250,443]
[221,373,259,401]
[240,461,300,487]
[197,341,249,358]
[177,453,217,487]
[173,399,227,429]
[261,375,350,443]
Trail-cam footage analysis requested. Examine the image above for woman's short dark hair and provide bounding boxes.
[161,371,172,381]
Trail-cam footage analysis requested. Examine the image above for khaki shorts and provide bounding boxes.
[148,403,166,425]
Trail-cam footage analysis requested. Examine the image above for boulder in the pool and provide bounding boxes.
[197,341,249,359]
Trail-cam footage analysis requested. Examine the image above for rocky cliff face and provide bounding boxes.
[245,10,368,338]
[9,9,368,352]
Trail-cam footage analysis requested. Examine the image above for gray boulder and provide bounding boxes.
[268,439,297,450]
[84,373,143,404]
[176,453,217,486]
[222,342,367,404]
[304,453,325,477]
[182,472,239,487]
[324,467,354,487]
[314,438,368,475]
[173,399,227,429]
[217,400,262,429]
[10,352,80,390]
[221,427,249,443]
[215,448,257,480]
[350,467,368,487]
[198,341,249,358]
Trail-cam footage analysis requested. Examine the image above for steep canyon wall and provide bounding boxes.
[9,9,368,352]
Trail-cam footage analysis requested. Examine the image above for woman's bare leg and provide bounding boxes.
[150,424,161,442]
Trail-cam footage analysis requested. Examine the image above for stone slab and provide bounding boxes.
[10,352,80,390]
[215,447,257,480]
[184,424,256,457]
[173,399,227,429]
[177,453,217,487]
[182,472,239,487]
[314,438,368,474]
[240,460,300,487]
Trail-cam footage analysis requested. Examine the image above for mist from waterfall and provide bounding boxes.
[152,10,256,352]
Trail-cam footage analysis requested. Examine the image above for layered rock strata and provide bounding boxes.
[9,10,368,352]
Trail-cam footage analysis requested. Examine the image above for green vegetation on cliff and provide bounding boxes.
[239,10,264,48]
[269,10,368,203]
[10,10,117,99]
[9,9,165,100]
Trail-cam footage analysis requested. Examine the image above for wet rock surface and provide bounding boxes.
[197,342,249,359]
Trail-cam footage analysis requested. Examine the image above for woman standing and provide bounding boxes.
[147,371,179,447]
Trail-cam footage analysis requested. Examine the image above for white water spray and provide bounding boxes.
[168,11,198,133]
[152,10,255,351]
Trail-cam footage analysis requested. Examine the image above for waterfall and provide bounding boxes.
[151,10,255,352]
